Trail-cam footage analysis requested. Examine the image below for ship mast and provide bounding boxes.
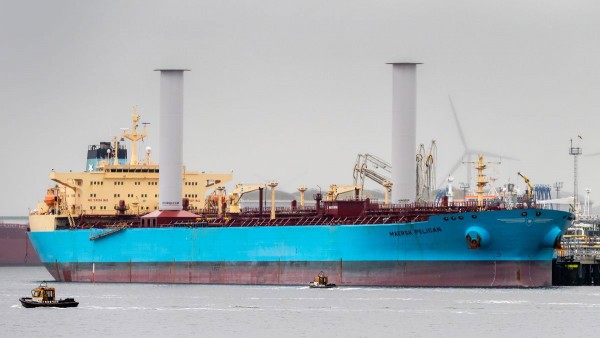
[462,154,488,208]
[112,136,119,165]
[463,154,496,208]
[122,106,147,165]
[474,155,489,208]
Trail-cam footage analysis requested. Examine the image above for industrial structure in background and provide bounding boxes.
[569,138,583,213]
[553,138,600,286]
[443,96,515,189]
[554,212,600,286]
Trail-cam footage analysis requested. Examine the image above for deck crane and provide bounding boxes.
[352,154,391,198]
[518,172,534,200]
[227,184,266,214]
[423,141,437,201]
[416,142,437,202]
[326,184,363,201]
[354,141,437,202]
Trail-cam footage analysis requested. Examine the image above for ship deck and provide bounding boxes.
[63,200,539,229]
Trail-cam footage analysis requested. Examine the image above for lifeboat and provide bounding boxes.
[43,192,60,207]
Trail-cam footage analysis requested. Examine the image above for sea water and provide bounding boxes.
[2,266,599,338]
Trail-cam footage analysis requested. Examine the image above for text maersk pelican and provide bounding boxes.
[28,67,572,287]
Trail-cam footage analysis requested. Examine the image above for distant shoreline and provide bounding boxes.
[0,216,28,225]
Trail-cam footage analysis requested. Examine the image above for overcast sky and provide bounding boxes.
[1,0,599,216]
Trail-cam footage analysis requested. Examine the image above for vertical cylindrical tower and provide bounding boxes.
[388,63,421,203]
[156,69,189,211]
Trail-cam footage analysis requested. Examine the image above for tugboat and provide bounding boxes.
[19,281,79,308]
[309,271,337,288]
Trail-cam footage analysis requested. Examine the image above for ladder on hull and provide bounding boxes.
[89,226,127,241]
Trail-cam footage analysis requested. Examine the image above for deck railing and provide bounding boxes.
[68,198,543,230]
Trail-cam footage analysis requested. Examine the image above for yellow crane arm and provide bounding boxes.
[517,172,533,198]
[227,184,266,213]
[326,184,363,201]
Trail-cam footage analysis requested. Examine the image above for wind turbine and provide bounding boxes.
[442,96,516,189]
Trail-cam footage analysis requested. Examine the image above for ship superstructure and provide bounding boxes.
[30,108,232,231]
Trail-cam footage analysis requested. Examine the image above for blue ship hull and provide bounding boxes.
[28,209,572,287]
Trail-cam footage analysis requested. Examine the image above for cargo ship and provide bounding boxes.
[28,67,573,287]
[0,221,40,265]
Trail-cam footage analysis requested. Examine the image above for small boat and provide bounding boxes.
[309,271,337,288]
[19,281,79,308]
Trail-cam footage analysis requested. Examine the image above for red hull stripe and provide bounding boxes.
[47,260,552,287]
